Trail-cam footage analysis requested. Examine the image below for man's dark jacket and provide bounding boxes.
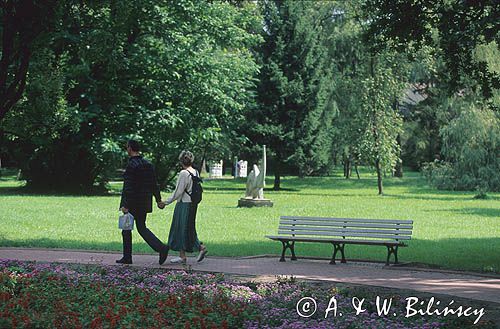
[120,156,161,214]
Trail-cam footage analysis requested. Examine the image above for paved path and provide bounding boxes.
[1,247,499,305]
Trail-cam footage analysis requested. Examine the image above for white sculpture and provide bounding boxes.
[245,145,266,199]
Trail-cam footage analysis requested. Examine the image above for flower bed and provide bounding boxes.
[0,260,493,328]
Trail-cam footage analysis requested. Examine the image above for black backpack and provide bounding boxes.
[186,170,203,204]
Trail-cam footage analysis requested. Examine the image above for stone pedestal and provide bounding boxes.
[238,198,273,207]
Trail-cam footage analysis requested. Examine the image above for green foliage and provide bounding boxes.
[361,1,500,193]
[2,0,497,195]
[356,53,409,194]
[127,0,262,186]
[423,99,500,192]
[398,45,444,169]
[1,47,97,190]
[362,0,500,98]
[0,0,59,120]
[359,66,404,171]
[323,2,411,188]
[2,0,262,190]
[400,93,445,171]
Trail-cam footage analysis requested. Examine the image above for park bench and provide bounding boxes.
[266,216,413,265]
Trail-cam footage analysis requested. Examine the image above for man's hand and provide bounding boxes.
[157,201,166,209]
[121,207,129,213]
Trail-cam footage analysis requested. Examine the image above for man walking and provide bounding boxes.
[118,140,169,265]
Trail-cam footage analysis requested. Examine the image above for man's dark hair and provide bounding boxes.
[127,140,141,152]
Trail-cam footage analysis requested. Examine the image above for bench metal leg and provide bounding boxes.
[290,241,297,261]
[330,243,346,265]
[280,241,287,262]
[386,246,399,265]
[340,244,346,263]
[280,241,297,262]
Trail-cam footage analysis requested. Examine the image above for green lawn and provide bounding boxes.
[0,170,499,273]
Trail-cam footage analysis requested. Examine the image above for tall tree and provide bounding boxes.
[359,60,406,195]
[325,3,366,179]
[326,1,409,191]
[254,0,336,189]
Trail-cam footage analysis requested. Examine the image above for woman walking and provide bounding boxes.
[162,150,207,264]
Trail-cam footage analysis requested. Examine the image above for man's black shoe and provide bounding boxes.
[116,258,132,264]
[159,246,169,265]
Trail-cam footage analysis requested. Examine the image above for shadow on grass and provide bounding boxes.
[0,237,124,253]
[0,169,19,181]
[429,207,500,218]
[460,207,500,217]
[2,236,499,273]
[0,185,115,197]
[204,175,415,192]
[204,187,300,192]
[0,177,17,182]
[383,193,478,202]
[2,174,498,202]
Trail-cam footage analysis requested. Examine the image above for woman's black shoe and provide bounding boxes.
[116,258,132,264]
[197,248,208,262]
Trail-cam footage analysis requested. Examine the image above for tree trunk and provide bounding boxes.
[394,159,403,178]
[355,163,360,179]
[0,128,2,175]
[376,158,383,195]
[273,171,281,191]
[343,153,352,179]
[0,2,57,121]
[394,135,403,177]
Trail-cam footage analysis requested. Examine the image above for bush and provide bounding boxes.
[422,102,500,192]
[421,160,456,189]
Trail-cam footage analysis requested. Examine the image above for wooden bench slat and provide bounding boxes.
[278,225,412,235]
[280,216,413,225]
[266,235,406,246]
[277,230,411,240]
[279,220,413,229]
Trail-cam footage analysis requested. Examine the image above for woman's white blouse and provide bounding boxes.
[165,169,194,204]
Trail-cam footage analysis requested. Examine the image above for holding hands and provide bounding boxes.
[157,201,167,209]
[122,202,167,211]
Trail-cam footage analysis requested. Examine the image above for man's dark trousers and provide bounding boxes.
[122,211,165,259]
[119,155,167,261]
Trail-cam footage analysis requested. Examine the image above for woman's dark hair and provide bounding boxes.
[127,140,141,152]
[179,150,194,167]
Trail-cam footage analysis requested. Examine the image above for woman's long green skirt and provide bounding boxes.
[167,201,202,252]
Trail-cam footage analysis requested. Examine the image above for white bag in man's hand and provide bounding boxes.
[119,212,134,230]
